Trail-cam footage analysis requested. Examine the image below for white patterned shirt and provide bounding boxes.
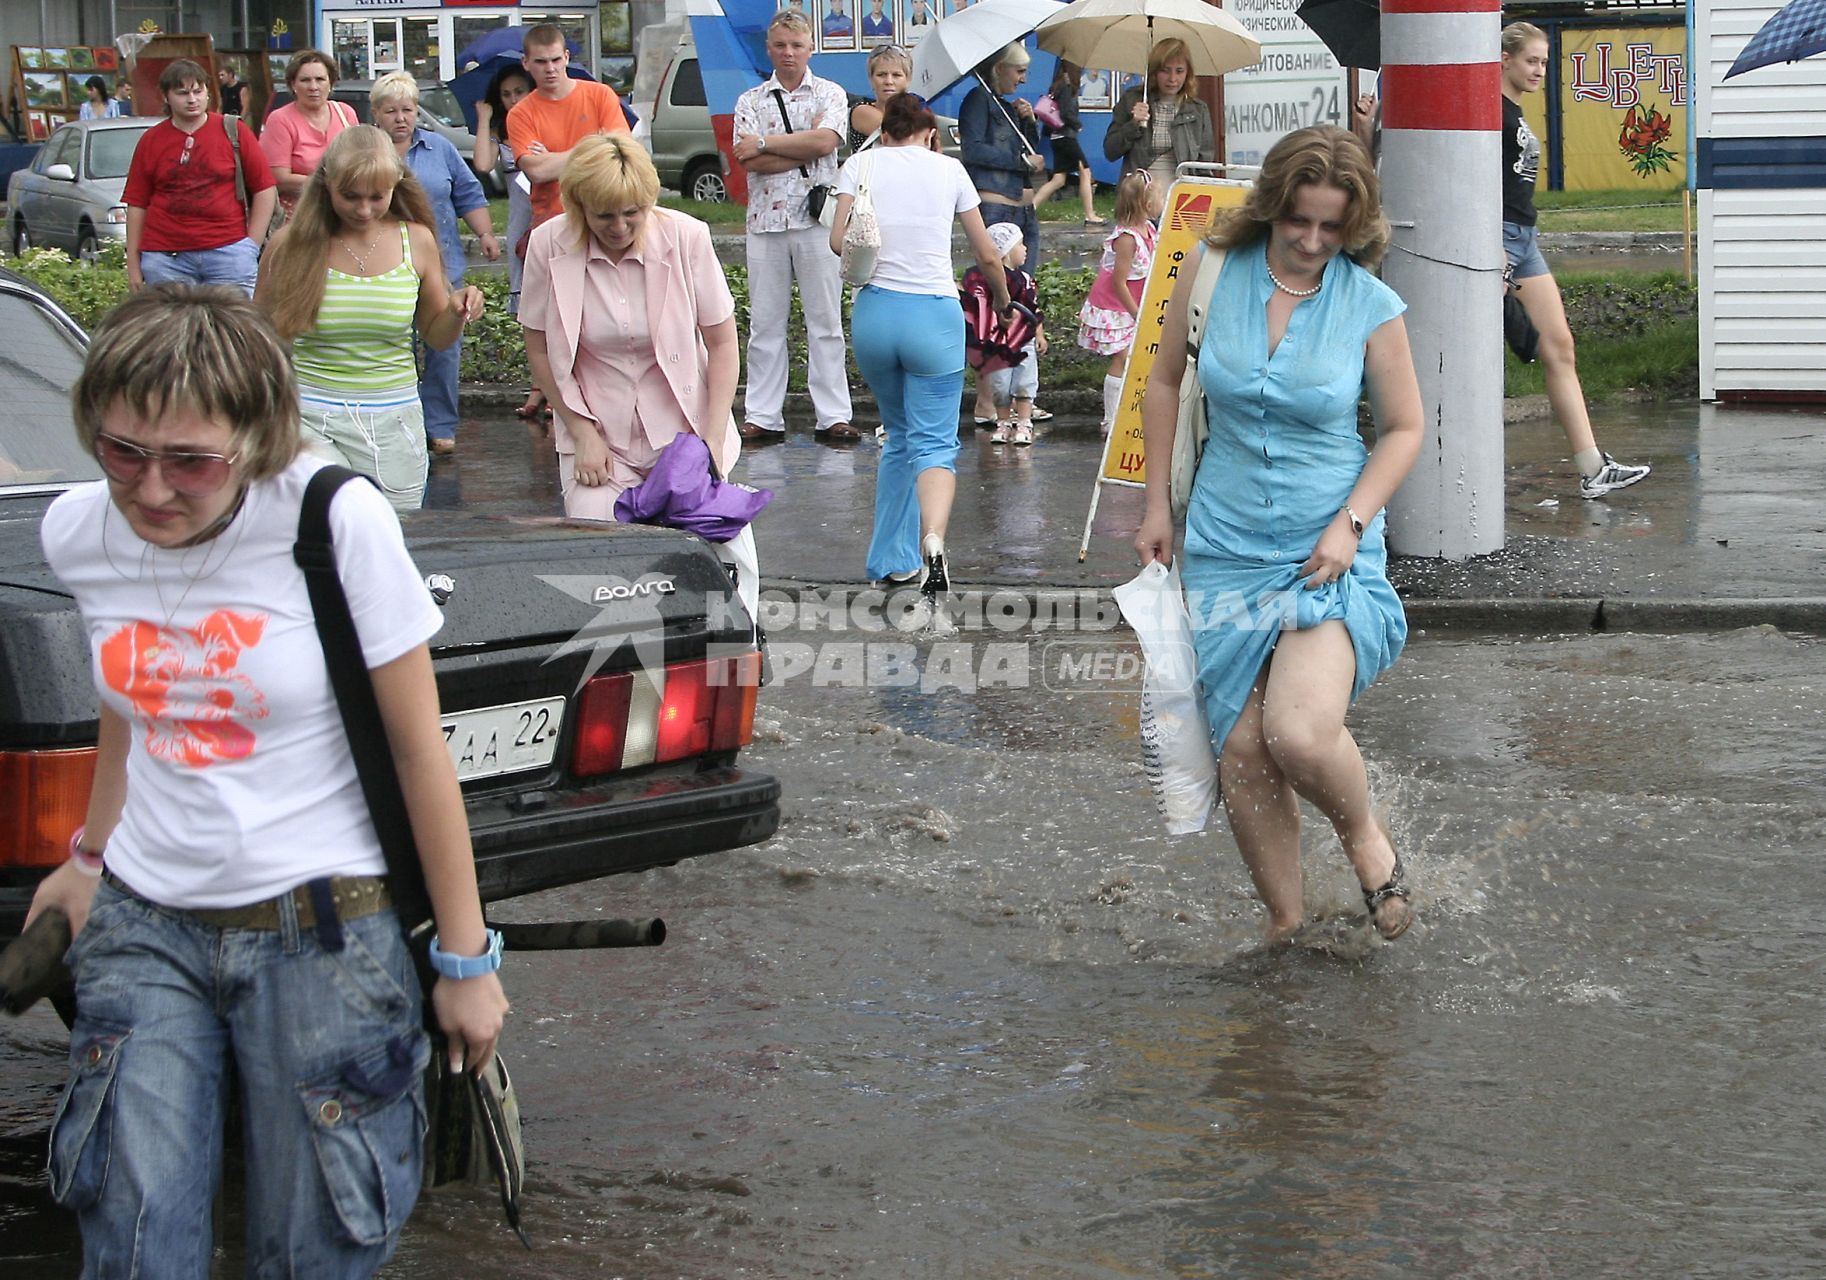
[734,71,848,234]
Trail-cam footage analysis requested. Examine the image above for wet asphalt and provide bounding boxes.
[431,395,1826,632]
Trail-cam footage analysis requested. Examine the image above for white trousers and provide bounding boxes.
[743,224,852,431]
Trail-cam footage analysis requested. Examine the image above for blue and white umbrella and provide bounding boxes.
[1725,0,1826,78]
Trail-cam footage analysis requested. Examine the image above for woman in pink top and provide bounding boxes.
[260,50,358,216]
[519,135,739,516]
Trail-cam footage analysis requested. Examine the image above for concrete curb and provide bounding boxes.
[752,579,1826,636]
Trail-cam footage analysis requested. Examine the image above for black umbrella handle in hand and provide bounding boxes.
[0,908,73,1016]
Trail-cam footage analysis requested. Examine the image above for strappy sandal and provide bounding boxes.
[1362,857,1413,941]
[514,389,545,419]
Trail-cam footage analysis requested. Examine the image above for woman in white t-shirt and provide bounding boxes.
[830,91,1011,594]
[28,287,507,1275]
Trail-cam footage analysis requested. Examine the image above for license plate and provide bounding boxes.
[441,697,565,782]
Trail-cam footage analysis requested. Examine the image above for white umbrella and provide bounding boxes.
[909,0,1065,98]
[1035,0,1261,103]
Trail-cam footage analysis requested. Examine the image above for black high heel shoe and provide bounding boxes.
[921,533,949,598]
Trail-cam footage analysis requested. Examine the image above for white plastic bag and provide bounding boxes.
[1112,559,1218,835]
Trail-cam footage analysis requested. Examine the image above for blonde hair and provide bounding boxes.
[74,286,300,482]
[561,134,662,250]
[996,42,1031,69]
[261,125,437,339]
[1112,170,1153,227]
[769,10,815,38]
[867,43,913,78]
[1204,125,1390,268]
[1149,38,1199,99]
[1502,22,1547,57]
[370,70,419,109]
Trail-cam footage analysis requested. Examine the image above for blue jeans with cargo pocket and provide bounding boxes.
[49,879,428,1279]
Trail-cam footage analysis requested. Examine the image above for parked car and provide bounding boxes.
[266,79,502,196]
[5,118,154,261]
[0,268,781,949]
[647,49,729,203]
[644,47,961,205]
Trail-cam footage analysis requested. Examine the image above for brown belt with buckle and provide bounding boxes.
[103,870,391,931]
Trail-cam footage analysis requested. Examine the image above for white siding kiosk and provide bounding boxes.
[1694,1,1826,401]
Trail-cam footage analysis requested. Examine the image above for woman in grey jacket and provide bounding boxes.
[1102,39,1214,185]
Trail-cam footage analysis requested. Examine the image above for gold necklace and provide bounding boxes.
[340,227,385,274]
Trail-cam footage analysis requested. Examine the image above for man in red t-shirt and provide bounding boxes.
[122,58,275,297]
[505,25,630,229]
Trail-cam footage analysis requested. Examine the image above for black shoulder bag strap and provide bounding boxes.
[292,465,434,933]
[769,86,814,182]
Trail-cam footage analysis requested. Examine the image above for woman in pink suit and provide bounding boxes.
[519,134,740,513]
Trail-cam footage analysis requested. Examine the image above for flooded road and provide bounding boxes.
[6,617,1823,1277]
[6,397,1821,1276]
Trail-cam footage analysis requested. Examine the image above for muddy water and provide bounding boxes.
[7,624,1821,1278]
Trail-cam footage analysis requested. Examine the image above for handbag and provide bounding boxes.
[294,466,529,1248]
[771,87,837,228]
[1034,92,1064,131]
[1168,245,1227,522]
[840,152,880,286]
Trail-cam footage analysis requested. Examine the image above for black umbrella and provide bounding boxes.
[1297,0,1381,71]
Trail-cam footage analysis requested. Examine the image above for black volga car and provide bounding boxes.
[0,270,780,944]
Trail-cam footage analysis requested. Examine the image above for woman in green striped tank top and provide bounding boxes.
[256,125,484,511]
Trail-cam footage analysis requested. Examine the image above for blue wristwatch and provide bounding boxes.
[427,928,504,979]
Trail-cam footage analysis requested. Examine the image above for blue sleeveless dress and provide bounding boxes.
[1179,238,1409,756]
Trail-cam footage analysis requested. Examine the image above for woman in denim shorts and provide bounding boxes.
[1502,22,1650,500]
[29,287,508,1278]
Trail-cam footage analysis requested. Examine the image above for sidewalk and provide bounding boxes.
[712,400,1826,634]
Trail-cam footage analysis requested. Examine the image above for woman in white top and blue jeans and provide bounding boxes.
[831,92,1011,593]
[29,287,507,1276]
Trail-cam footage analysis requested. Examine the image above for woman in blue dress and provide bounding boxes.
[1134,126,1424,944]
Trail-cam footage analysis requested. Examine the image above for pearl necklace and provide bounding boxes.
[1265,259,1322,298]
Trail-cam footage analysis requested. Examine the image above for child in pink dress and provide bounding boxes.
[1077,171,1164,437]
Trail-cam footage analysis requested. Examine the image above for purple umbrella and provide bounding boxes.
[613,431,773,543]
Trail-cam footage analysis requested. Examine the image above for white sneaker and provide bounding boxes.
[1579,453,1651,498]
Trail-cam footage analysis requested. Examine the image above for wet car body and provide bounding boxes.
[0,269,780,944]
[5,118,154,261]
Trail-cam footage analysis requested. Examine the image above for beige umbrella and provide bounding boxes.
[1035,0,1260,102]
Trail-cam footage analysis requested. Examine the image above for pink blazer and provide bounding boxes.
[521,209,740,474]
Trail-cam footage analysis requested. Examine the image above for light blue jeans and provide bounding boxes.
[987,339,1040,406]
[137,237,261,298]
[50,879,428,1279]
[416,271,464,444]
[852,285,964,580]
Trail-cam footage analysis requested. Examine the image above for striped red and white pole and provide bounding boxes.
[1379,0,1506,560]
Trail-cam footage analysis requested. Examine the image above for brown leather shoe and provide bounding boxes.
[738,422,775,441]
[820,422,862,442]
[428,437,456,456]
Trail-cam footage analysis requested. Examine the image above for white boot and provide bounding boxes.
[1102,374,1124,438]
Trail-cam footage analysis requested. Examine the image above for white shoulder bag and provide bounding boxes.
[1167,245,1227,522]
[839,152,881,288]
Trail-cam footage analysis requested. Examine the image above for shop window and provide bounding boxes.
[404,16,439,79]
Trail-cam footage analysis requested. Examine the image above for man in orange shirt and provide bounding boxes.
[506,25,631,228]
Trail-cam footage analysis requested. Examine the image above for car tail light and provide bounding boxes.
[570,652,762,780]
[0,748,97,868]
[571,671,632,778]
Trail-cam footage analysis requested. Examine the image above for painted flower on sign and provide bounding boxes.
[1617,103,1676,177]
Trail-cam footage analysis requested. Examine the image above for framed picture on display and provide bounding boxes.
[41,48,70,70]
[68,47,96,71]
[859,0,895,47]
[19,48,48,70]
[22,72,67,108]
[1116,71,1142,102]
[93,46,119,70]
[904,0,939,42]
[819,0,857,51]
[27,111,52,140]
[1078,67,1112,111]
